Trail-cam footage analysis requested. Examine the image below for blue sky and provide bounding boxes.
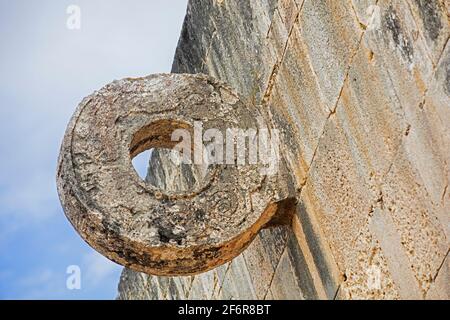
[0,0,187,299]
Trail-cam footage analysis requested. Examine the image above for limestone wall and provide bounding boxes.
[117,0,449,299]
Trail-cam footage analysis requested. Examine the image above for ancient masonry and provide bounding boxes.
[114,0,450,299]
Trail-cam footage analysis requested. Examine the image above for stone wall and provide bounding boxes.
[117,0,449,299]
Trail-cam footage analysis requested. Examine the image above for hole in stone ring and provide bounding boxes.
[129,119,211,194]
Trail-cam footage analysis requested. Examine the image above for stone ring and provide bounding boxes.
[57,73,286,275]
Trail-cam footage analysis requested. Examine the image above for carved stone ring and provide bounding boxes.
[57,73,291,275]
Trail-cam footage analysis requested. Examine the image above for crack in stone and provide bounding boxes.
[424,248,449,298]
[332,283,341,300]
[432,248,449,282]
[302,24,367,190]
[261,0,304,106]
[441,184,448,205]
[216,262,233,298]
[262,240,290,299]
[380,29,449,187]
[349,0,368,30]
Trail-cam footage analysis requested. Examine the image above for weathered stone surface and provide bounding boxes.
[57,73,291,276]
[114,0,449,299]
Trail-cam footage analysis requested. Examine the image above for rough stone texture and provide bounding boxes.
[57,73,293,276]
[116,0,449,299]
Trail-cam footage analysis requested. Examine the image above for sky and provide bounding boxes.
[0,0,188,299]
